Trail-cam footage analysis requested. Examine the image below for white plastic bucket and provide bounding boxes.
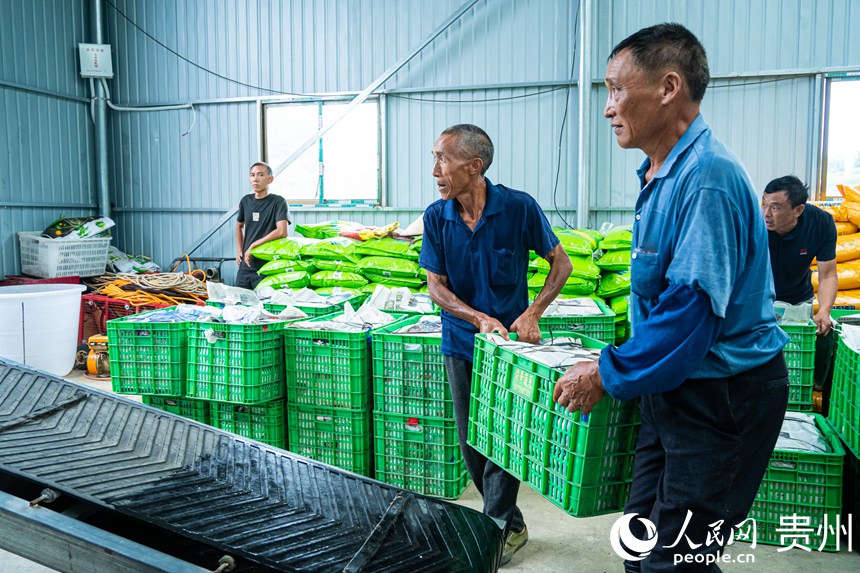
[0,284,86,376]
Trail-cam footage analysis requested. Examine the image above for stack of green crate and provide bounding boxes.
[537,298,616,344]
[779,322,816,411]
[741,414,844,551]
[107,308,187,397]
[468,332,640,517]
[185,321,288,447]
[284,312,391,476]
[371,316,469,499]
[142,395,210,424]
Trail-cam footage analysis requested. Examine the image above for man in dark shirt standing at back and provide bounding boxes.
[235,161,290,289]
[762,175,838,412]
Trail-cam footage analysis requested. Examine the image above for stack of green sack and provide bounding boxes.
[594,225,632,344]
[251,220,427,297]
[529,228,603,297]
[250,236,321,290]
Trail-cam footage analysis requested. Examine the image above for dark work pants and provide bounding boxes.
[623,352,789,573]
[444,355,525,534]
[235,266,263,289]
[814,330,836,415]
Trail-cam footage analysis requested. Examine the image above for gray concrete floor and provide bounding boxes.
[1,370,857,572]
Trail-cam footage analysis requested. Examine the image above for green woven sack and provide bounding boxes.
[313,258,362,273]
[301,237,361,263]
[249,237,318,261]
[609,294,629,322]
[256,271,310,290]
[314,286,363,298]
[555,229,595,256]
[362,272,425,288]
[354,238,418,260]
[295,220,364,239]
[529,273,597,295]
[599,226,633,250]
[596,249,632,271]
[309,270,368,288]
[357,256,419,278]
[596,271,631,298]
[257,259,316,276]
[529,254,601,280]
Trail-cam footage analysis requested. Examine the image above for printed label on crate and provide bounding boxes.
[510,368,533,399]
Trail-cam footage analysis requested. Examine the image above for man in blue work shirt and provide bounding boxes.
[763,175,838,413]
[420,124,572,566]
[553,24,789,572]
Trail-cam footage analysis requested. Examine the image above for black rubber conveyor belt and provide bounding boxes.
[0,358,503,572]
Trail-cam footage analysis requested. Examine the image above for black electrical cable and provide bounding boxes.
[104,0,308,96]
[551,1,580,230]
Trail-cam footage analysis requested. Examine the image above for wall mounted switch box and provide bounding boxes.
[78,43,114,78]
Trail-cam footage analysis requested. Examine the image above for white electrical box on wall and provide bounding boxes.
[78,43,114,78]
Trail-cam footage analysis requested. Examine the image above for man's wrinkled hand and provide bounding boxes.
[478,315,509,340]
[553,361,605,415]
[813,310,833,336]
[510,313,541,344]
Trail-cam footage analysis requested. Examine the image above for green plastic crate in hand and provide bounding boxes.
[537,298,616,344]
[185,321,286,403]
[142,395,209,424]
[371,316,453,418]
[467,332,640,517]
[107,310,187,396]
[287,404,372,476]
[828,335,860,458]
[372,411,468,499]
[210,399,286,448]
[742,414,844,552]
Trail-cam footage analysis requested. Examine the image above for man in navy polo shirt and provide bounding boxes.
[763,175,838,411]
[420,124,572,566]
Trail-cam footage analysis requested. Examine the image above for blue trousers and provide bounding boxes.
[624,351,789,572]
[444,355,525,534]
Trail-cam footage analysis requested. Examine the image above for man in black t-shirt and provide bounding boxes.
[235,162,290,289]
[763,175,838,410]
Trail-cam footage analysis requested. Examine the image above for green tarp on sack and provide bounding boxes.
[257,259,316,275]
[256,271,311,290]
[354,238,418,260]
[596,249,632,271]
[309,270,368,288]
[357,256,419,278]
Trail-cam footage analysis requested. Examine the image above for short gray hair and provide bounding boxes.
[440,124,494,175]
[250,161,273,176]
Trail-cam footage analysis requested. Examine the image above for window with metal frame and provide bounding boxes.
[820,75,860,199]
[262,97,381,206]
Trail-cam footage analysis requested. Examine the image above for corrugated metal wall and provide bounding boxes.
[2,0,859,277]
[0,0,96,276]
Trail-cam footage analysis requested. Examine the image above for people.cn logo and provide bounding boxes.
[610,513,659,561]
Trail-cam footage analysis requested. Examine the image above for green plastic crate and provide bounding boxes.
[787,366,814,412]
[210,399,286,448]
[287,404,372,476]
[264,302,342,318]
[284,312,405,409]
[371,316,452,418]
[779,322,816,412]
[186,321,287,403]
[742,414,844,552]
[828,335,860,458]
[537,298,616,343]
[373,411,468,499]
[468,332,640,517]
[107,309,187,396]
[142,395,209,424]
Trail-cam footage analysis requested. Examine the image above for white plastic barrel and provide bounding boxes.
[0,284,86,376]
